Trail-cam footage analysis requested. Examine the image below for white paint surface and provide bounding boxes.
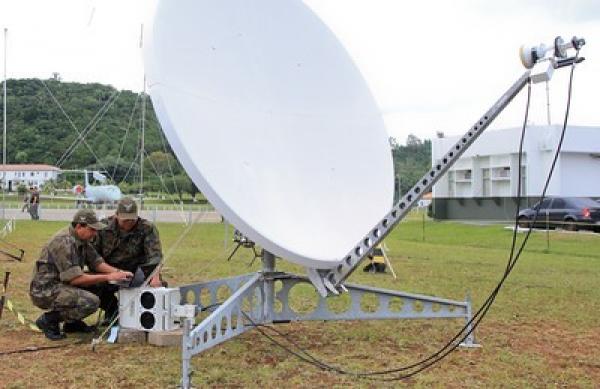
[432,125,600,199]
[144,0,394,268]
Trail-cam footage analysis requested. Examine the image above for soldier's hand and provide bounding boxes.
[149,276,162,288]
[108,271,133,281]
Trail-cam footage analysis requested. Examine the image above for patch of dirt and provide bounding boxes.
[1,317,599,387]
[483,320,600,381]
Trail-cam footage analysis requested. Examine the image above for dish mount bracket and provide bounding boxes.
[177,251,477,388]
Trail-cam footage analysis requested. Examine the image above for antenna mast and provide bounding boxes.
[139,24,145,210]
[2,28,7,219]
[140,78,146,210]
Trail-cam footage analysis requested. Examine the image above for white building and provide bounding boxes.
[0,164,61,191]
[431,125,600,220]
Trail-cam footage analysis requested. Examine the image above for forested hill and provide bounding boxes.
[0,78,197,194]
[1,78,166,174]
[0,78,432,195]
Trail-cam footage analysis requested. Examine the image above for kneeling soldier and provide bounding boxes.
[93,197,165,322]
[30,209,133,340]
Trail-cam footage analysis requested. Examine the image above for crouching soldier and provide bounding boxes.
[93,197,165,322]
[30,209,133,340]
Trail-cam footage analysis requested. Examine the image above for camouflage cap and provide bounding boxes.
[117,197,138,220]
[72,209,107,230]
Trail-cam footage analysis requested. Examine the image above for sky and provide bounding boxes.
[0,0,598,143]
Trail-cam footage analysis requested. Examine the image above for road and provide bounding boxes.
[2,207,222,224]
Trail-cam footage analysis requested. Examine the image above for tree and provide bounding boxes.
[406,134,423,147]
[166,174,193,201]
[14,151,29,163]
[391,134,432,195]
[17,184,28,196]
[144,151,180,176]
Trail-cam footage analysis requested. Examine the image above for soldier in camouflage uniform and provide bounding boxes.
[93,197,164,320]
[30,209,133,340]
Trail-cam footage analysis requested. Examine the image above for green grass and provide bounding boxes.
[1,217,599,387]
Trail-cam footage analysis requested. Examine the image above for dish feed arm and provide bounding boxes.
[309,36,586,296]
[309,70,532,296]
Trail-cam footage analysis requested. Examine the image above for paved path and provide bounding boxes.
[3,207,222,224]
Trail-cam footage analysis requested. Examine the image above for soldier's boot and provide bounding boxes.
[99,298,119,327]
[63,320,95,333]
[36,311,66,340]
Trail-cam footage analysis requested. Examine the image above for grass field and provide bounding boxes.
[0,217,599,387]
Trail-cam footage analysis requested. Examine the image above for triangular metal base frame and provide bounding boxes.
[178,252,477,388]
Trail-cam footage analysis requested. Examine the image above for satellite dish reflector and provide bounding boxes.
[145,0,394,269]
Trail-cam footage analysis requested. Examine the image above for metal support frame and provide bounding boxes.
[178,251,475,388]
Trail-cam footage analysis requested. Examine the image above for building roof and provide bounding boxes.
[0,164,60,172]
[432,125,600,158]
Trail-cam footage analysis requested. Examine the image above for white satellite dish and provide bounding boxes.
[144,0,394,269]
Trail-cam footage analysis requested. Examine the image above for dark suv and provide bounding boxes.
[518,197,600,232]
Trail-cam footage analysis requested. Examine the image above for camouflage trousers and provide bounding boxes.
[29,203,39,220]
[31,285,100,322]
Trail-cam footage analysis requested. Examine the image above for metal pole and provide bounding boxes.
[381,246,397,280]
[140,78,145,211]
[546,210,550,251]
[139,24,145,211]
[422,211,425,241]
[459,293,479,347]
[261,250,275,322]
[2,28,7,221]
[181,317,193,389]
[545,80,551,125]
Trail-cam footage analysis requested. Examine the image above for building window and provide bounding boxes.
[482,168,491,197]
[30,172,34,177]
[492,166,510,180]
[455,169,472,182]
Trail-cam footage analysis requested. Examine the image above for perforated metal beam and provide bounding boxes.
[181,273,263,356]
[272,274,470,322]
[319,71,532,293]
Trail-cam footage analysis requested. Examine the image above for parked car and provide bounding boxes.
[518,197,600,232]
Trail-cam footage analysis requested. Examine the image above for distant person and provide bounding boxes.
[30,209,133,340]
[29,186,40,220]
[93,197,165,321]
[21,187,31,213]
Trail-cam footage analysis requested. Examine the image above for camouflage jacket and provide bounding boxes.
[93,216,163,276]
[30,227,104,299]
